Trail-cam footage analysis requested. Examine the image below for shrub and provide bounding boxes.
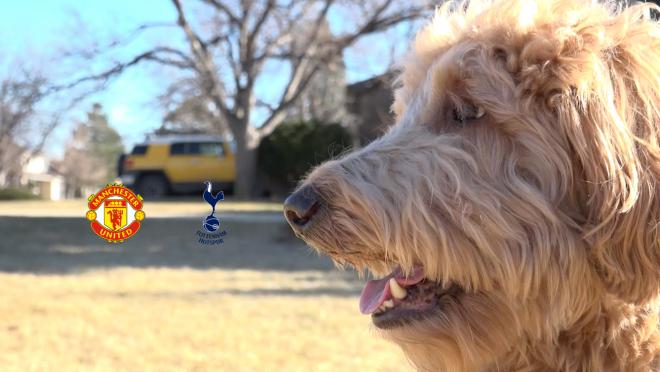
[0,187,40,200]
[258,121,352,188]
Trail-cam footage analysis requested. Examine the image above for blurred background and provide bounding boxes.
[0,0,439,370]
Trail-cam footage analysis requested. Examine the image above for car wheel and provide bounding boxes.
[137,174,168,199]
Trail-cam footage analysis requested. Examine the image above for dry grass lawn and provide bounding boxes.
[0,268,412,372]
[0,204,411,371]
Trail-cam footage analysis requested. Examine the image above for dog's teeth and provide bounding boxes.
[389,278,407,300]
[383,299,394,308]
[475,106,486,118]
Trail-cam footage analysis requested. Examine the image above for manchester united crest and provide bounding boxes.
[86,184,145,242]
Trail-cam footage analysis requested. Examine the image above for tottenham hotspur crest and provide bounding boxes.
[197,181,227,245]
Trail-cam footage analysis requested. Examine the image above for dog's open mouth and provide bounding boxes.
[360,265,462,329]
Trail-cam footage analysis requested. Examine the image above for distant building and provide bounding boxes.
[20,155,66,200]
[0,136,66,200]
[345,72,397,146]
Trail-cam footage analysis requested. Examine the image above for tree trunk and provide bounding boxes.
[233,125,260,199]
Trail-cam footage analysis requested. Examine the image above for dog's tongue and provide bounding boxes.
[359,266,425,314]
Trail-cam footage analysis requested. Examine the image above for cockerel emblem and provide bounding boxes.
[202,181,224,232]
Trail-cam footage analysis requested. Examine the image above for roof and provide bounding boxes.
[346,71,396,95]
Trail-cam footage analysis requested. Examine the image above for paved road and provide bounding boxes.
[0,216,335,274]
[0,199,283,218]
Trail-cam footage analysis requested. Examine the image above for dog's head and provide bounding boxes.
[284,0,659,369]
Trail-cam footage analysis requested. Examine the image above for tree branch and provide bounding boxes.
[53,47,195,92]
[171,0,236,131]
[60,21,179,61]
[245,0,276,59]
[255,0,430,138]
[337,3,427,48]
[257,62,323,137]
[201,0,241,26]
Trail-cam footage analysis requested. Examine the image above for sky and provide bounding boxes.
[0,0,419,157]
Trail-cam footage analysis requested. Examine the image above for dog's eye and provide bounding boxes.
[451,104,486,125]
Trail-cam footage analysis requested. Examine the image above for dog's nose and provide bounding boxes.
[283,185,320,233]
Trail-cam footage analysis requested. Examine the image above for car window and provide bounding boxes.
[170,143,186,155]
[169,142,224,156]
[198,143,224,157]
[187,142,200,155]
[131,145,148,155]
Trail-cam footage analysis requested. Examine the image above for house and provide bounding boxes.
[20,155,66,200]
[345,72,397,146]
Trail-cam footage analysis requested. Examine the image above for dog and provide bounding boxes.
[283,0,659,370]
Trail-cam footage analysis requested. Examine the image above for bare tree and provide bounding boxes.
[156,77,226,135]
[0,73,60,187]
[160,96,219,134]
[286,18,347,124]
[66,0,434,197]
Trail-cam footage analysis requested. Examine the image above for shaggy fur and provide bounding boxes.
[288,0,660,370]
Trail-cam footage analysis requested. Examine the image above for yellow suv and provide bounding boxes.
[118,135,236,198]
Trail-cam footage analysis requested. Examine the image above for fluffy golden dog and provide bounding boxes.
[284,0,659,370]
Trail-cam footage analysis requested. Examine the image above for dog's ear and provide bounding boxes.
[554,4,660,304]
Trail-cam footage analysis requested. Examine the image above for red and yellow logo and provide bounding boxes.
[86,184,145,242]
